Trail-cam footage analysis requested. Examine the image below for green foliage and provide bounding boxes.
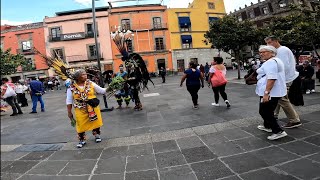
[0,48,34,76]
[205,16,256,52]
[258,5,320,55]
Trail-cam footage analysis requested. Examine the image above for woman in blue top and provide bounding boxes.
[180,62,204,109]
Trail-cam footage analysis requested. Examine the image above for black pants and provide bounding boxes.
[187,85,200,106]
[78,128,100,141]
[259,97,282,134]
[161,75,166,83]
[17,93,28,106]
[5,96,22,114]
[301,79,315,92]
[212,84,228,104]
[132,88,141,106]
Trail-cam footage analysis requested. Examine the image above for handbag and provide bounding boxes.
[211,69,227,87]
[86,98,100,108]
[244,70,258,85]
[3,84,17,98]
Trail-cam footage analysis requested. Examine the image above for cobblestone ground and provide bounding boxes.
[1,72,320,180]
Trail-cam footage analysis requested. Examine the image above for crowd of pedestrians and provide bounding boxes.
[1,35,318,148]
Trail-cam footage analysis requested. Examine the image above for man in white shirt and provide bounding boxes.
[265,36,301,128]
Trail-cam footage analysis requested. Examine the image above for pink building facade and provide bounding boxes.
[44,8,113,73]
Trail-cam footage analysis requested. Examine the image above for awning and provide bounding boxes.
[209,17,219,21]
[181,35,192,43]
[178,17,191,27]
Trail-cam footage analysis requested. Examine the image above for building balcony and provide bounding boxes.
[48,32,97,42]
[110,23,168,32]
[16,48,35,55]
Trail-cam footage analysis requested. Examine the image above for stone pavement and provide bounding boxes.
[1,73,320,180]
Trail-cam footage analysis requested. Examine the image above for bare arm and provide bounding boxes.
[180,74,187,87]
[67,104,73,120]
[262,79,276,103]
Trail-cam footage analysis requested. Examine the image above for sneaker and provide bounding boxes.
[257,125,272,133]
[311,89,316,93]
[116,106,122,109]
[77,141,86,148]
[267,131,288,140]
[283,122,302,129]
[10,113,18,116]
[193,105,199,110]
[18,112,23,115]
[225,100,231,108]
[211,103,220,106]
[95,136,102,143]
[306,90,311,94]
[29,111,37,114]
[41,109,45,112]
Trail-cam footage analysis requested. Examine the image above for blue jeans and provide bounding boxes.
[32,95,45,112]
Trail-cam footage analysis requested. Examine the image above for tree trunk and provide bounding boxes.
[235,50,241,79]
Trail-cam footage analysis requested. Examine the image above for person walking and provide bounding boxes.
[1,78,23,116]
[180,61,204,109]
[265,36,302,128]
[204,62,210,81]
[159,67,166,83]
[55,79,62,90]
[15,81,29,107]
[47,79,54,91]
[208,57,231,108]
[29,77,45,113]
[256,45,287,140]
[66,69,106,148]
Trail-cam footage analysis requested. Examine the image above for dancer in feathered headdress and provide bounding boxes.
[110,26,154,111]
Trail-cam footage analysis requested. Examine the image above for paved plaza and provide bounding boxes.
[1,72,320,180]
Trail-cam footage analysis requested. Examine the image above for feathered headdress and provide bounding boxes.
[33,48,73,80]
[110,26,133,60]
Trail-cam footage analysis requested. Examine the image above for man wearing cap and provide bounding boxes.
[265,36,302,129]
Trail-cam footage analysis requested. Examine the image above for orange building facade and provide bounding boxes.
[108,4,172,73]
[1,23,49,80]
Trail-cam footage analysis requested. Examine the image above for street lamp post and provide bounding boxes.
[92,0,113,112]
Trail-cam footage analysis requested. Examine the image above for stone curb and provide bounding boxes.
[2,103,319,152]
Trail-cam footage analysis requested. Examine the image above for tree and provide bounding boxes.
[205,16,256,79]
[267,5,320,59]
[0,48,34,76]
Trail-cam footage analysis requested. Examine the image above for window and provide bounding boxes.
[208,2,215,9]
[249,10,255,18]
[155,38,164,50]
[153,17,162,29]
[182,43,191,49]
[262,7,269,14]
[52,48,64,60]
[178,17,191,32]
[238,15,243,21]
[50,27,61,38]
[22,41,31,51]
[126,40,133,53]
[86,24,93,33]
[121,19,131,30]
[26,58,35,69]
[89,45,97,57]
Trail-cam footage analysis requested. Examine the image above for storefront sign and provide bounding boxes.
[61,33,85,41]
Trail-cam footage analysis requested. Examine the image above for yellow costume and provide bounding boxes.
[72,81,103,133]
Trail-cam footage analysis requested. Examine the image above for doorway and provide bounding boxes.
[157,59,166,71]
[177,59,185,72]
